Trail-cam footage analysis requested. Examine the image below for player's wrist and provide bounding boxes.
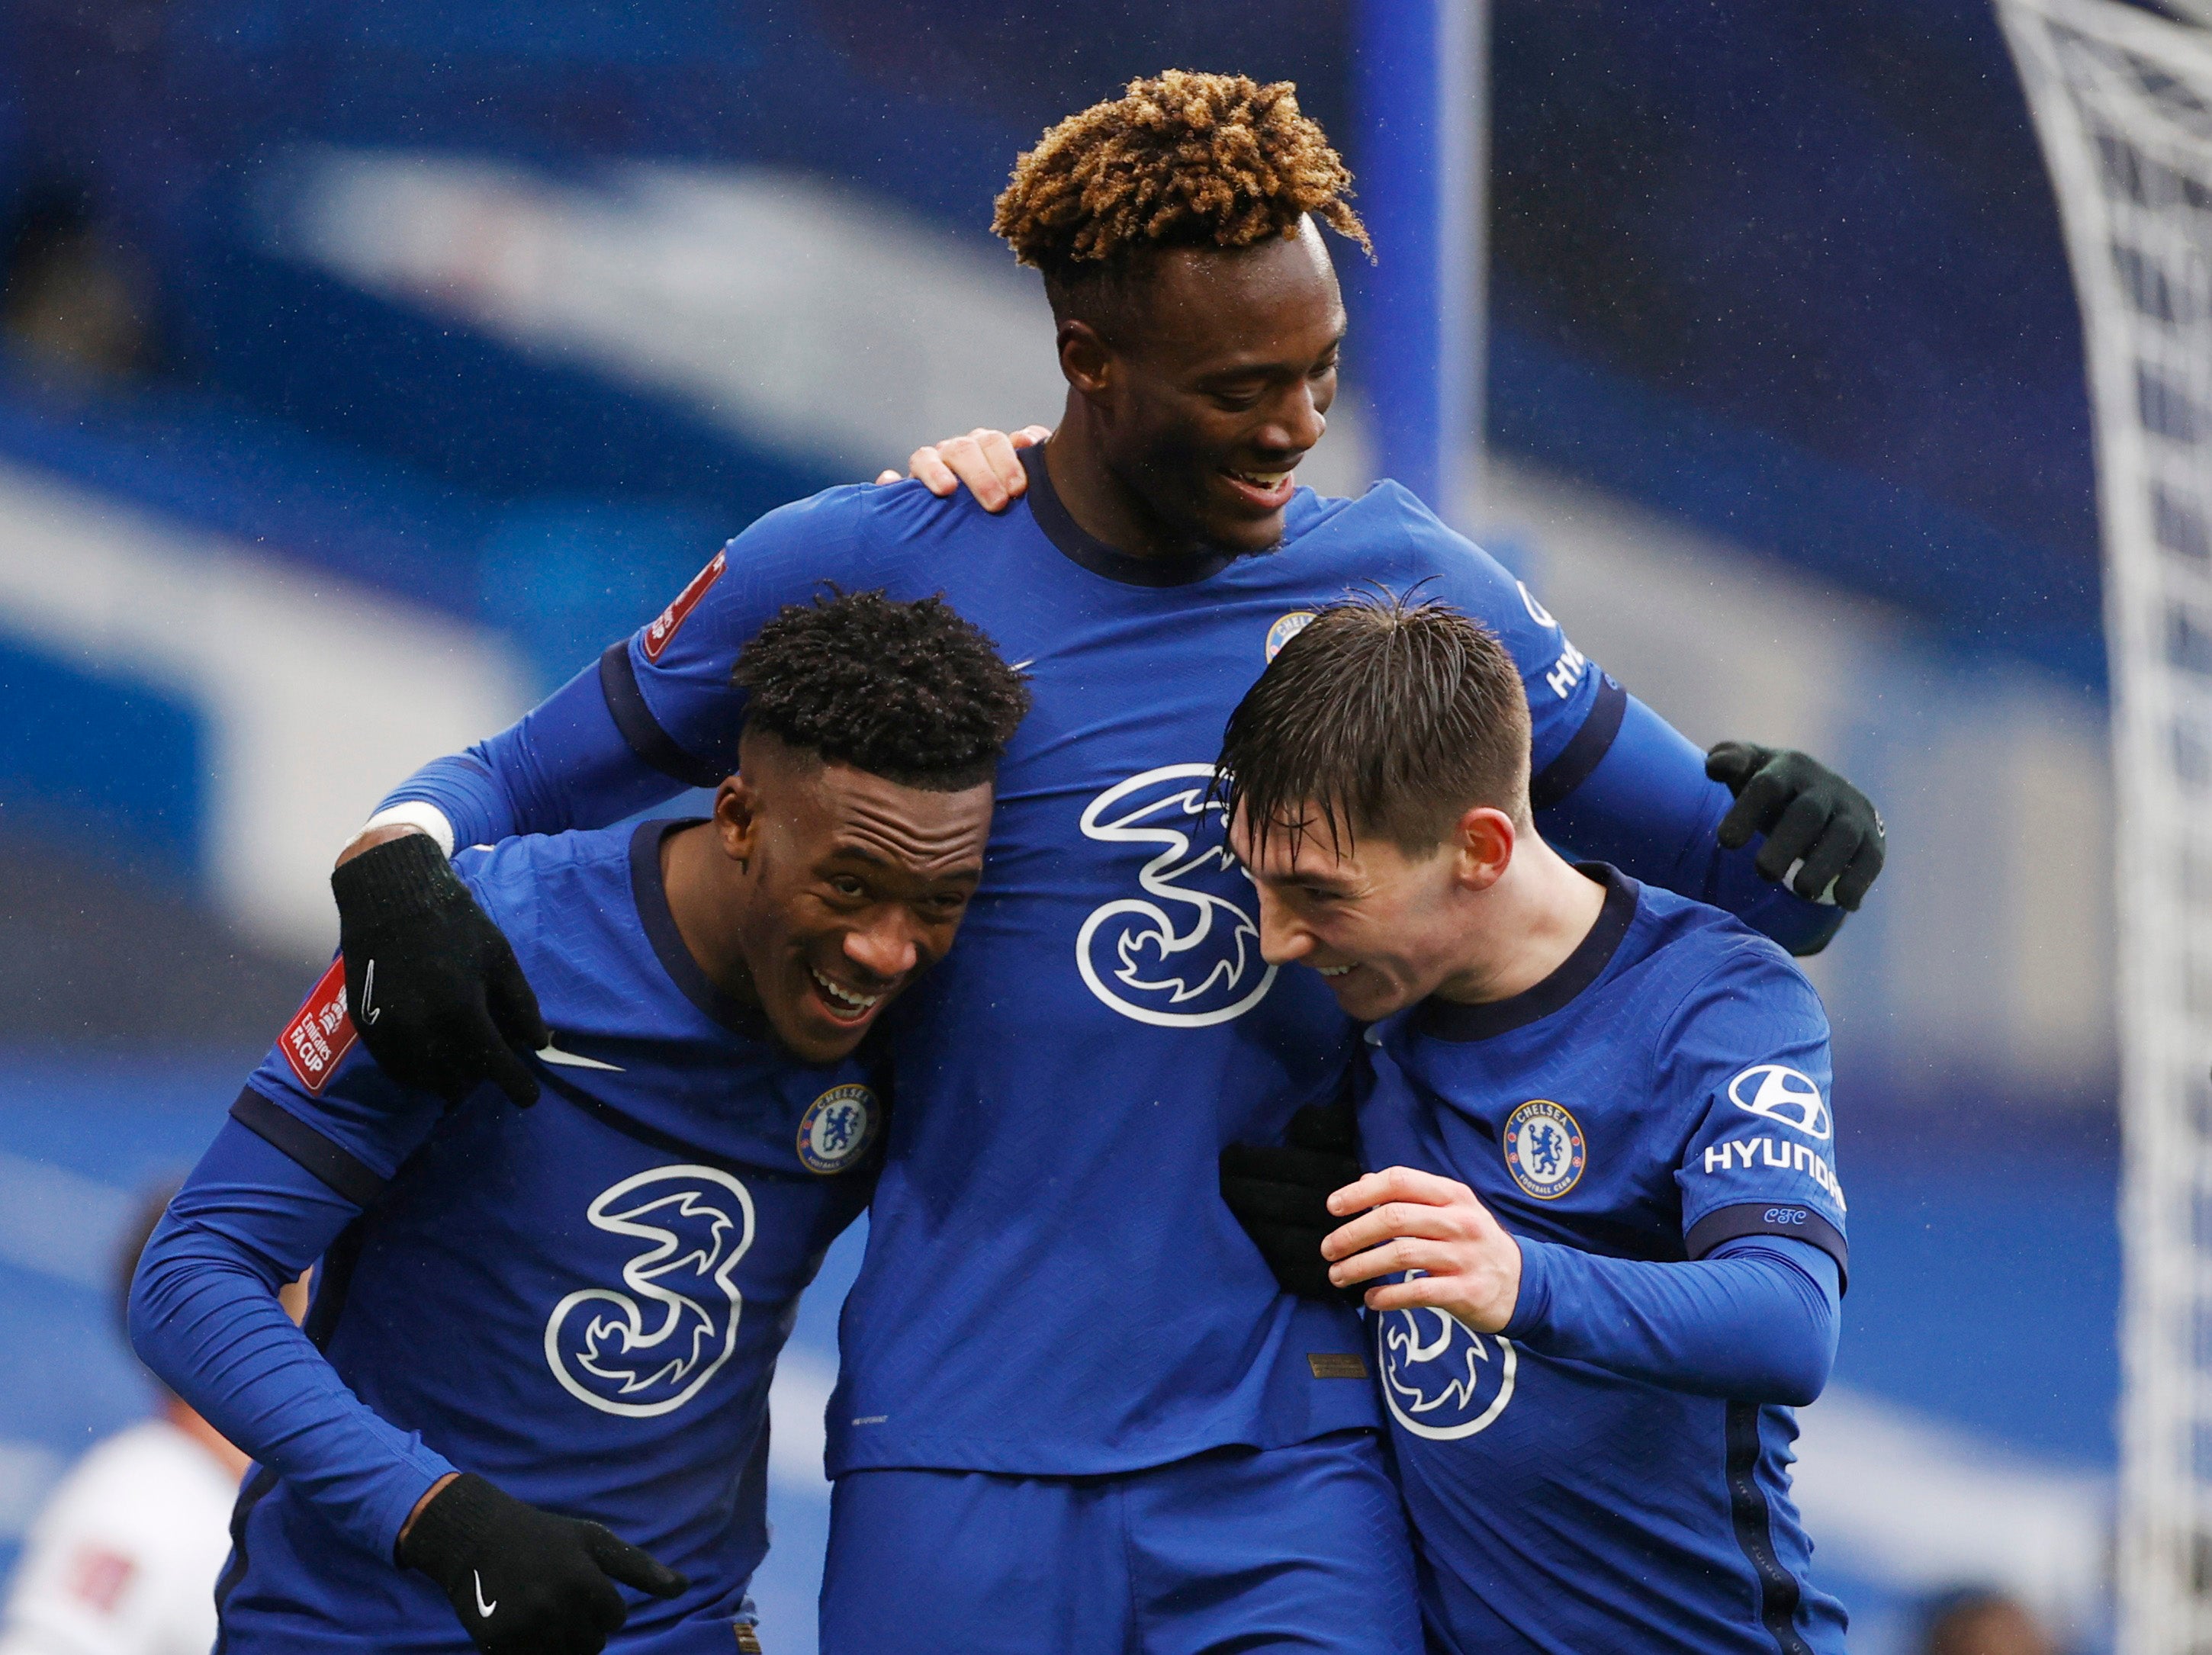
[395,1472,499,1573]
[332,831,468,918]
[352,801,458,860]
[398,1472,461,1550]
[1497,1232,1550,1340]
[1481,1232,1524,1332]
[338,822,428,869]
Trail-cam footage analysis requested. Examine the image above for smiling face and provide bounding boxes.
[698,731,995,1063]
[1071,218,1344,554]
[1229,806,1508,1023]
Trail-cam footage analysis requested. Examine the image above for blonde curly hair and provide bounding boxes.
[992,70,1370,280]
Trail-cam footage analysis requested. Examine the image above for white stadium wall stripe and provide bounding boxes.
[0,460,529,956]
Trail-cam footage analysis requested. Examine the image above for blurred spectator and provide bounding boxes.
[0,1182,299,1655]
[0,188,159,381]
[1918,1587,2059,1655]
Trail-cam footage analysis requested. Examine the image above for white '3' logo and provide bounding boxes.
[1075,764,1276,1028]
[1378,1295,1517,1441]
[543,1165,754,1417]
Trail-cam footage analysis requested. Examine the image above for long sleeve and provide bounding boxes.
[1536,693,1846,956]
[128,1119,456,1564]
[370,490,886,849]
[1501,1233,1840,1406]
[373,657,689,848]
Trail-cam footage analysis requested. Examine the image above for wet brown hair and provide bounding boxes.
[1216,591,1532,862]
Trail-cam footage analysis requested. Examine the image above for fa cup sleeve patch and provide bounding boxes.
[279,958,358,1094]
[641,550,726,663]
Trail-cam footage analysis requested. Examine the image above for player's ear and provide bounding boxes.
[713,775,762,869]
[1452,807,1516,893]
[1057,320,1114,397]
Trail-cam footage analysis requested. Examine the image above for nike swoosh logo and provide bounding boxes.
[358,960,381,1025]
[537,1040,625,1072]
[474,1570,497,1618]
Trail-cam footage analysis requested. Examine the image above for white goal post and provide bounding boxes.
[1998,0,2212,1646]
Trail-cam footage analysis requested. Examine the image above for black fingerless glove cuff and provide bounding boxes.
[333,831,465,921]
[397,1473,500,1576]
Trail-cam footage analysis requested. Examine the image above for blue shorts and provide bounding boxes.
[818,1429,1421,1654]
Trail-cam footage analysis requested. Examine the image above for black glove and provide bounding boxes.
[333,834,549,1107]
[397,1473,686,1655]
[1705,742,1886,912]
[1220,1098,1365,1303]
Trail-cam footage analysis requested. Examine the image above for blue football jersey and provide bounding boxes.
[1358,867,1849,1655]
[611,452,1610,1475]
[221,821,879,1653]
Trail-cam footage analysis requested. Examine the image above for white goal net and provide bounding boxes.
[1999,0,2212,1645]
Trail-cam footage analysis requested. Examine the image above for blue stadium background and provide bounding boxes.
[0,4,2119,1650]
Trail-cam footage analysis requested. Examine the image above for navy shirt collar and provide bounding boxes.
[1019,443,1238,588]
[628,819,773,1040]
[1410,864,1638,1043]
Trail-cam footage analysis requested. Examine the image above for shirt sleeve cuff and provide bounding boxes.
[1529,673,1627,810]
[1685,1201,1848,1292]
[1501,1233,1559,1342]
[368,1448,462,1567]
[598,641,731,789]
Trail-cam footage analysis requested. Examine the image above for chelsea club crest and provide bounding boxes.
[1265,611,1317,661]
[1502,1099,1585,1200]
[797,1085,879,1175]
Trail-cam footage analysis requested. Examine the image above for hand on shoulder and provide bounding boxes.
[873,426,1053,513]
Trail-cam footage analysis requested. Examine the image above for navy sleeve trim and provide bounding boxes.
[1686,1201,1848,1292]
[1530,673,1627,811]
[598,642,729,791]
[229,1088,387,1211]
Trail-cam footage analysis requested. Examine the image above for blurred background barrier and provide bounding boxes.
[0,3,2122,1652]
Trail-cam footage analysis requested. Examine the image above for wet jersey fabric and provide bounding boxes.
[132,821,879,1653]
[818,1430,1421,1655]
[378,450,1840,1477]
[1358,866,1850,1655]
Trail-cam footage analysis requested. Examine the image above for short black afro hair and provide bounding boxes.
[732,587,1030,790]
